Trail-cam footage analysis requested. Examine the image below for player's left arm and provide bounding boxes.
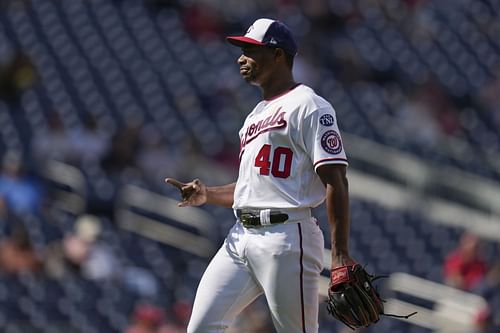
[316,164,356,269]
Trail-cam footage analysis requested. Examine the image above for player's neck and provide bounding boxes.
[260,72,297,101]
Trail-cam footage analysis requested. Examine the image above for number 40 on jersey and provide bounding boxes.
[254,144,293,179]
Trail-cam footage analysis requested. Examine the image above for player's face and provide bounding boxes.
[237,45,275,85]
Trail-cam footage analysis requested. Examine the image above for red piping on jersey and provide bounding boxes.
[313,157,348,169]
[298,223,306,333]
[264,83,302,101]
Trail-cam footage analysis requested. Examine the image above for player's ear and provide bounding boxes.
[274,48,286,63]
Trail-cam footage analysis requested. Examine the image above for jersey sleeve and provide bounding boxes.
[302,106,348,172]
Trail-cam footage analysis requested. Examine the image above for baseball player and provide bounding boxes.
[166,18,356,333]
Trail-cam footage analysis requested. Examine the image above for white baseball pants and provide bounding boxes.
[187,218,324,333]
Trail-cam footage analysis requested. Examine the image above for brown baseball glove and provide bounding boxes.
[326,264,384,329]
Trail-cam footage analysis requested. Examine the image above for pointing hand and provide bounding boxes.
[165,178,207,207]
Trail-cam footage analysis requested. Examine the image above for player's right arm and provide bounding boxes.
[165,178,235,208]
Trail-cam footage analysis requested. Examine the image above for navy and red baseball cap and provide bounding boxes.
[226,18,298,56]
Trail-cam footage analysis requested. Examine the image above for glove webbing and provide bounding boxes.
[365,272,418,323]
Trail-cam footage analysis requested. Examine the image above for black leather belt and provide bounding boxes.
[236,209,289,228]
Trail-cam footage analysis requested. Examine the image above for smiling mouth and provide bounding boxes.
[240,67,250,74]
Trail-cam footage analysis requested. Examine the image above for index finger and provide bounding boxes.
[165,178,185,190]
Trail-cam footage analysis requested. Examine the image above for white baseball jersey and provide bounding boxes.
[233,84,348,210]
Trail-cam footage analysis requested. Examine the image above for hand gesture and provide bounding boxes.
[165,178,207,207]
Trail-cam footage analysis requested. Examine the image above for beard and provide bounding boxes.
[242,71,257,84]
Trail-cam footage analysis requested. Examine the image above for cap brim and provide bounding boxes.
[226,36,266,47]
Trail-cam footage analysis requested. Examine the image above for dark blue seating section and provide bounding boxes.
[0,0,496,179]
[1,199,495,332]
[0,1,498,332]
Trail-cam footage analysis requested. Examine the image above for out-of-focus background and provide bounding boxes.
[0,0,499,332]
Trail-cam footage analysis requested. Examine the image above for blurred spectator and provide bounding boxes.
[416,80,461,136]
[170,300,191,329]
[31,111,73,163]
[157,300,191,333]
[395,84,445,149]
[474,261,500,330]
[472,308,500,333]
[68,113,109,165]
[0,151,42,216]
[0,50,37,104]
[0,223,42,274]
[125,303,165,333]
[176,139,237,185]
[475,261,500,304]
[45,214,119,281]
[121,265,160,299]
[443,232,488,291]
[137,124,180,185]
[33,111,109,167]
[45,214,159,297]
[478,77,500,132]
[101,121,142,179]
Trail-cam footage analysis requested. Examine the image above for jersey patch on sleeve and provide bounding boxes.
[321,130,343,154]
[319,114,335,126]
